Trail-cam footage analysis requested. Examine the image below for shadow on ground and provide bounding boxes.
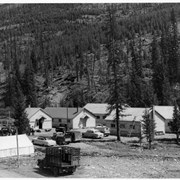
[33,167,75,177]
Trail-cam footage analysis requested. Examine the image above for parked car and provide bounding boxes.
[32,136,56,146]
[0,126,11,136]
[155,131,164,136]
[45,129,52,132]
[95,126,110,137]
[82,129,104,139]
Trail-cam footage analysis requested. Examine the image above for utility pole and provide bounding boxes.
[66,106,68,131]
[15,126,19,167]
[8,111,10,127]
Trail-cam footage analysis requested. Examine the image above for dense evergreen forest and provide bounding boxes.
[0,3,180,110]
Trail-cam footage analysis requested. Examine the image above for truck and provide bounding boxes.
[37,146,80,176]
[54,127,82,145]
[55,132,72,145]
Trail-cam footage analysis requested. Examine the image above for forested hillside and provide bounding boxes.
[0,3,180,109]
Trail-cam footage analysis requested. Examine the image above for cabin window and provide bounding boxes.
[96,116,100,119]
[120,124,126,129]
[111,124,115,128]
[36,119,39,126]
[129,125,135,129]
[103,115,106,119]
[59,119,62,123]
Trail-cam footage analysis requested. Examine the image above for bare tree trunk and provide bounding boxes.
[76,57,79,82]
[149,140,152,149]
[116,103,121,141]
[176,132,179,144]
[86,53,90,89]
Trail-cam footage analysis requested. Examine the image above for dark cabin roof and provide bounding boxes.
[44,107,83,119]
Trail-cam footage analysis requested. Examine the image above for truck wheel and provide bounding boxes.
[53,167,59,176]
[68,167,76,174]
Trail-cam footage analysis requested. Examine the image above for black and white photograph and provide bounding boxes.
[0,2,180,178]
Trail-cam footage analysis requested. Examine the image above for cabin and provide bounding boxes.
[83,103,109,126]
[25,107,52,130]
[44,107,82,129]
[71,108,96,129]
[149,106,174,134]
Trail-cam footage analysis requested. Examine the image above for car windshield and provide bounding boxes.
[38,137,51,140]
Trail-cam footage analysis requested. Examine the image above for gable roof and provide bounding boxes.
[84,103,109,115]
[25,107,52,119]
[72,108,97,120]
[153,106,174,120]
[105,107,148,122]
[83,108,97,118]
[44,107,83,119]
[25,108,41,119]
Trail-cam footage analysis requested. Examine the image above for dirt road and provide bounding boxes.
[0,169,25,178]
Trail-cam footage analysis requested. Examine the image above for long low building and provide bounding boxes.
[105,108,148,137]
[44,107,96,129]
[105,106,175,136]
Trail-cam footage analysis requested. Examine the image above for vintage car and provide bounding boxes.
[32,136,56,146]
[94,126,110,137]
[82,129,104,139]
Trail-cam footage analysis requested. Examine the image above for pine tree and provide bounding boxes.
[129,40,144,107]
[168,8,179,84]
[68,83,85,107]
[161,64,173,105]
[169,101,180,144]
[142,81,158,107]
[151,35,172,105]
[160,28,169,66]
[5,73,14,107]
[30,48,37,73]
[106,4,124,142]
[22,58,37,107]
[44,45,50,87]
[142,109,156,149]
[11,75,30,135]
[151,35,161,70]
